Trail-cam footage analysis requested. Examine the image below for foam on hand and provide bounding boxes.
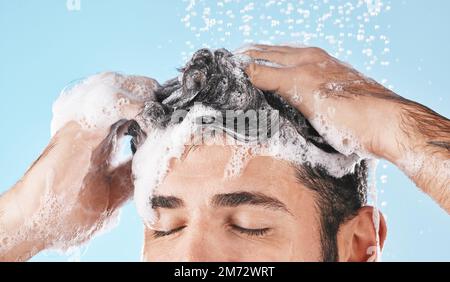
[1,72,159,256]
[51,72,157,136]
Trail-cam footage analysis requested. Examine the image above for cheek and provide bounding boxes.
[142,228,174,262]
[284,222,323,261]
[283,206,324,261]
[241,219,323,261]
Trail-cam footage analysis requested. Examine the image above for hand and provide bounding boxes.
[242,45,403,160]
[242,44,450,213]
[0,73,156,261]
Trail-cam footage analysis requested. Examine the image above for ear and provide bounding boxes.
[336,206,387,262]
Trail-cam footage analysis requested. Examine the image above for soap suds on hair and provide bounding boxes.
[131,48,366,225]
[10,47,377,256]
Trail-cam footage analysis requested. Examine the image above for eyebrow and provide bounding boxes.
[151,195,184,209]
[151,191,291,215]
[211,191,292,214]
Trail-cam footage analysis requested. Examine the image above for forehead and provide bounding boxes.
[154,144,313,206]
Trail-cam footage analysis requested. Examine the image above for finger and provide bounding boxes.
[126,119,147,154]
[234,44,294,57]
[252,44,297,52]
[254,44,325,56]
[121,75,160,98]
[91,119,136,168]
[245,63,294,94]
[244,49,292,66]
[245,47,329,66]
[245,63,319,118]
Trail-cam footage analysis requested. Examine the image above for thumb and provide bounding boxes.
[90,119,138,170]
[245,63,316,118]
[245,63,293,94]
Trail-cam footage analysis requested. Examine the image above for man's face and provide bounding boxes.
[142,144,324,261]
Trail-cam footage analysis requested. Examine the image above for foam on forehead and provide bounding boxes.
[133,103,361,224]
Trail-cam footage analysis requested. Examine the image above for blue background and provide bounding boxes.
[0,0,449,261]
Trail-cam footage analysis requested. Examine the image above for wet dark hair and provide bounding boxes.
[135,48,368,261]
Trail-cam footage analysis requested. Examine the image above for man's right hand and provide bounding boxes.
[0,73,157,261]
[0,120,136,261]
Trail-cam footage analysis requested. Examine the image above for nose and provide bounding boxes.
[178,230,215,262]
[175,225,230,262]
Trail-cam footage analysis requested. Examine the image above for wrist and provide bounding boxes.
[4,179,49,249]
[0,186,47,261]
[367,98,415,163]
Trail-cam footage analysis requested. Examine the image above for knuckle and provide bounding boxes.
[293,64,317,80]
[245,63,258,77]
[308,47,328,58]
[294,63,313,73]
[245,49,259,58]
[249,49,259,57]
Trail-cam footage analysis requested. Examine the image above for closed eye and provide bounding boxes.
[152,225,186,238]
[230,224,271,237]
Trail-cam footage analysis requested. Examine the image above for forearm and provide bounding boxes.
[0,182,46,261]
[377,98,450,213]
